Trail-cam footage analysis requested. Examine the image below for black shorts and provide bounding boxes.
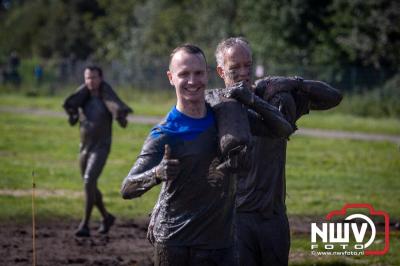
[154,243,237,266]
[236,212,290,266]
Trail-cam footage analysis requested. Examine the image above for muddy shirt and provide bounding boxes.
[123,106,235,249]
[79,94,112,151]
[63,82,132,128]
[236,91,310,217]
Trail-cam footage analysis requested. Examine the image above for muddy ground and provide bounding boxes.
[0,216,327,266]
[0,218,153,266]
[0,215,311,266]
[1,216,396,266]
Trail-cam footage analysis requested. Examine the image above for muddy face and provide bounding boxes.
[84,69,102,91]
[218,44,253,88]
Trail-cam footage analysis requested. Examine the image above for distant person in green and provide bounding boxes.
[63,66,132,237]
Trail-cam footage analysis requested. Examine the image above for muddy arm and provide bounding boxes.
[223,83,293,138]
[255,76,342,110]
[300,80,343,110]
[62,84,89,126]
[246,94,293,138]
[121,162,161,199]
[120,137,164,199]
[101,82,133,128]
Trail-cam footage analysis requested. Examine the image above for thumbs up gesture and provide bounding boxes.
[155,144,180,182]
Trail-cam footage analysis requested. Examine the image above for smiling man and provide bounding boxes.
[121,44,237,266]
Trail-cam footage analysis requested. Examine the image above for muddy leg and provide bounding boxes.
[154,244,190,266]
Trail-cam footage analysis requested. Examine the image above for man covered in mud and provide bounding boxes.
[63,66,132,237]
[121,44,292,266]
[215,37,342,266]
[121,44,236,265]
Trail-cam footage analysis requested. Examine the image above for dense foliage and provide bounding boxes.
[1,0,399,91]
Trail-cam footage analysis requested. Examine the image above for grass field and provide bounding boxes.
[297,112,400,136]
[1,114,398,218]
[0,87,176,117]
[1,91,400,135]
[0,92,399,265]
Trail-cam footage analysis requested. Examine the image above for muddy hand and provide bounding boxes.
[216,159,232,172]
[216,145,250,173]
[117,116,128,128]
[68,113,79,126]
[155,144,180,181]
[224,81,254,106]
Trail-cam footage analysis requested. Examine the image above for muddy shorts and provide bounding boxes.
[154,243,237,266]
[236,212,290,266]
[79,146,110,184]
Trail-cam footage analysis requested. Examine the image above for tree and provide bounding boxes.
[0,0,105,59]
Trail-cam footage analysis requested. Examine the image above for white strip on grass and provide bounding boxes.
[0,189,83,198]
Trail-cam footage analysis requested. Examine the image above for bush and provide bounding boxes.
[337,74,400,119]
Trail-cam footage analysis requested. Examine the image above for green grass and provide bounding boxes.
[0,93,67,111]
[1,112,399,219]
[1,91,399,135]
[0,87,175,116]
[334,82,400,119]
[286,135,400,217]
[297,112,400,136]
[1,108,399,265]
[0,113,160,221]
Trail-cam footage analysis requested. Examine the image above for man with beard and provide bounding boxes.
[215,37,342,266]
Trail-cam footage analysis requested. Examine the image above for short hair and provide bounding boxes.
[169,44,207,69]
[215,37,252,67]
[84,65,103,77]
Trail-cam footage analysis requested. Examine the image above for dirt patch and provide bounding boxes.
[1,216,397,266]
[0,216,333,266]
[0,218,153,266]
